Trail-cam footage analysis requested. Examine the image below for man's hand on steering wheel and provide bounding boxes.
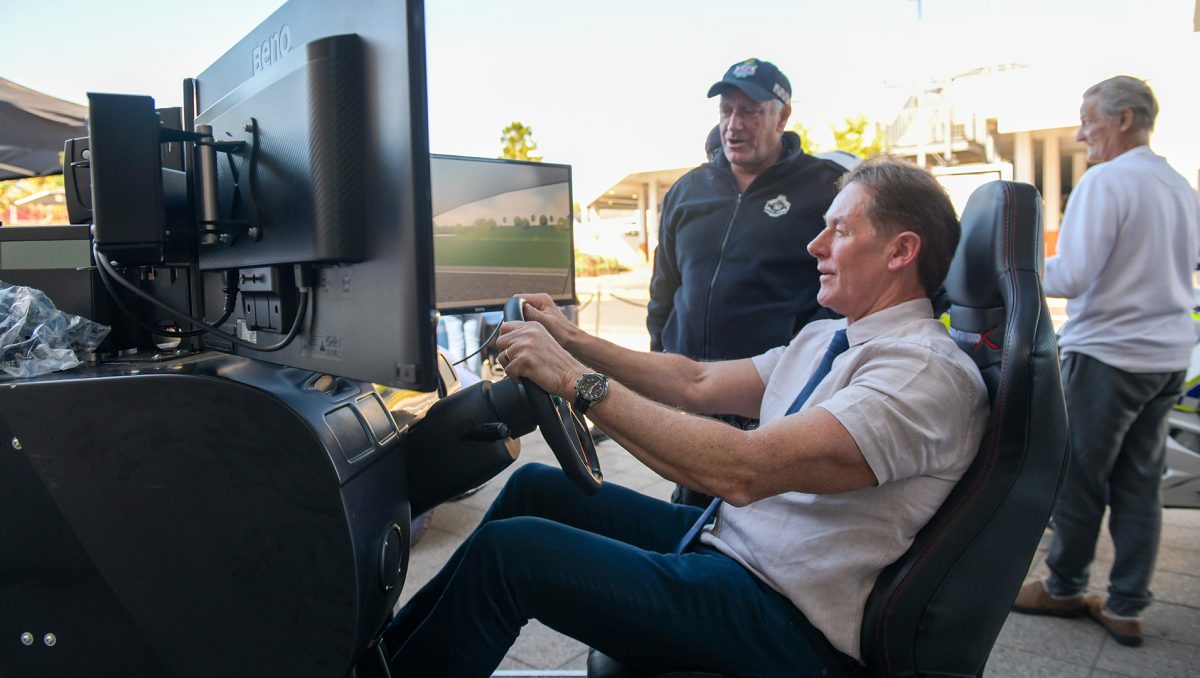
[495,295,604,494]
[510,293,579,348]
[495,315,585,401]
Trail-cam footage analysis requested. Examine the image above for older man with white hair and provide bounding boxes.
[1013,75,1200,647]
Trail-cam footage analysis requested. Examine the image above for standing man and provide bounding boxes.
[648,58,843,506]
[1013,76,1200,647]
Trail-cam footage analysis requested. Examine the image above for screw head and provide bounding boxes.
[11,437,21,450]
[20,632,33,646]
[43,633,56,647]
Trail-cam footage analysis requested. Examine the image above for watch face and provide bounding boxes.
[578,373,608,401]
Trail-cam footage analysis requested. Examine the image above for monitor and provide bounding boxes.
[431,154,575,312]
[86,0,439,390]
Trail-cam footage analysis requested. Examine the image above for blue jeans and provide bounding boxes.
[384,463,854,677]
[1046,353,1185,616]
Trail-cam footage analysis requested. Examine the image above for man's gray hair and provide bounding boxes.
[1084,76,1159,132]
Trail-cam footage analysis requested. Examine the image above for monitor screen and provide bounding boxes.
[186,0,438,390]
[431,155,575,312]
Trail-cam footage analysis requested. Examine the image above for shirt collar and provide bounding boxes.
[844,298,935,347]
[1111,144,1153,163]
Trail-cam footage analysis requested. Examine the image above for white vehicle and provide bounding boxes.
[1163,303,1200,509]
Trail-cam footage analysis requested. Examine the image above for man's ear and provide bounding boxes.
[1117,108,1135,133]
[777,103,792,133]
[888,231,922,272]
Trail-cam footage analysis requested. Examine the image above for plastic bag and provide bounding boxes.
[0,281,110,379]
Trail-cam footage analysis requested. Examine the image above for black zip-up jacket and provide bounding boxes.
[647,132,843,361]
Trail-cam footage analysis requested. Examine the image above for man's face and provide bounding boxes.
[719,90,789,176]
[807,182,897,322]
[1076,94,1127,164]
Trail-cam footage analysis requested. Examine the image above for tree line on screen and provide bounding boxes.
[434,215,570,231]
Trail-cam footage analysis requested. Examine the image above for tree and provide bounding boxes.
[831,115,888,158]
[499,121,543,162]
[788,121,819,155]
[0,175,67,225]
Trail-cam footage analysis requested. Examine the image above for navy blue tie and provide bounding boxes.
[673,328,850,554]
[785,328,849,415]
[673,497,721,553]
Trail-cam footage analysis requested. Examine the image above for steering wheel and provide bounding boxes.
[503,296,604,494]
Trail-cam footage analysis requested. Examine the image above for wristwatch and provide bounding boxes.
[573,372,609,414]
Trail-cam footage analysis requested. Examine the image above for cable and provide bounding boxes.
[94,265,240,340]
[452,319,503,367]
[92,258,195,339]
[574,291,597,312]
[93,244,309,352]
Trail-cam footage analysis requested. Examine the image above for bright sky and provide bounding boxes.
[5,0,1190,204]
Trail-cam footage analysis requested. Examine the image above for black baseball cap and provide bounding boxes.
[707,58,791,105]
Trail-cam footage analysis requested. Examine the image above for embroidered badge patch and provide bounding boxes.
[763,194,791,217]
[732,59,758,78]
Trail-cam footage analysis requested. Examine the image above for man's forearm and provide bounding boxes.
[584,380,755,502]
[558,324,707,410]
[584,380,875,505]
[514,294,759,417]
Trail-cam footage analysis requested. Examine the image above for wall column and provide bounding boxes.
[1014,131,1034,185]
[1042,134,1061,234]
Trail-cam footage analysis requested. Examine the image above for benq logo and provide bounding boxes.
[252,25,293,73]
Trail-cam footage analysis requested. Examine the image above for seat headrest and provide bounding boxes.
[943,181,1044,376]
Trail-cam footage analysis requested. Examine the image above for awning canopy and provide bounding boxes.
[0,77,87,180]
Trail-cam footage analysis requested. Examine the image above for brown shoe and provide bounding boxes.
[1085,595,1144,647]
[1011,579,1087,617]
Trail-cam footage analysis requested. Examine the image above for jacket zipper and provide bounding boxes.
[700,141,794,358]
[703,191,742,359]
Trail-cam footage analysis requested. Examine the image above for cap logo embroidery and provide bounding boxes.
[732,60,758,78]
[763,195,791,218]
[773,83,790,104]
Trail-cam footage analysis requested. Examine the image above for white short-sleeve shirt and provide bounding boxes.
[701,298,989,660]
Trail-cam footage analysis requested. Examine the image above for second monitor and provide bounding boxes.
[431,155,575,312]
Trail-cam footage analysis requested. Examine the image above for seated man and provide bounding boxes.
[384,157,989,676]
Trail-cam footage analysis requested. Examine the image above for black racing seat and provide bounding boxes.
[587,180,1070,677]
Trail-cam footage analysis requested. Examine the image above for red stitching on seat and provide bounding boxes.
[973,327,1000,351]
